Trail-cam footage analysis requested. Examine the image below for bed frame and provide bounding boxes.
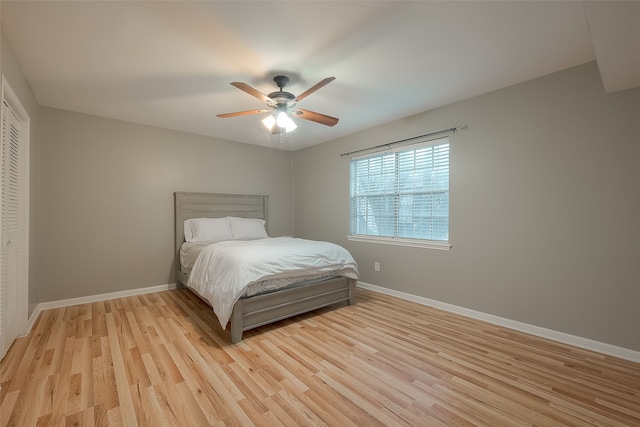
[174,192,356,343]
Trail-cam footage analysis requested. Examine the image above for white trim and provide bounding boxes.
[357,281,640,363]
[347,235,451,250]
[24,283,177,337]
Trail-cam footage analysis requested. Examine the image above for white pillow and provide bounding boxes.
[184,217,233,243]
[229,217,268,240]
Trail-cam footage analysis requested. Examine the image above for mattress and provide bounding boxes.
[181,243,341,292]
[184,237,359,328]
[180,242,209,271]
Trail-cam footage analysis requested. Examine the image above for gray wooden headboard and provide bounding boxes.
[174,192,269,285]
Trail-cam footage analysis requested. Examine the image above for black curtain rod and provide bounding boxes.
[339,124,466,157]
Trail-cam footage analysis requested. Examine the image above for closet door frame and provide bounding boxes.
[0,75,30,360]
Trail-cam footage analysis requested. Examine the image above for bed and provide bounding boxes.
[174,192,359,343]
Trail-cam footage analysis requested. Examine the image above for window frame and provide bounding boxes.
[347,136,451,251]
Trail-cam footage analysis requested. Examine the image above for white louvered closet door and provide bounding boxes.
[0,100,21,359]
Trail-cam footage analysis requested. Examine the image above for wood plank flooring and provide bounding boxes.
[1,287,639,426]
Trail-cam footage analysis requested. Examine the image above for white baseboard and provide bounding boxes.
[23,281,640,363]
[357,281,640,363]
[25,283,177,336]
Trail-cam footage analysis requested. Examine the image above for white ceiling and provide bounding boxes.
[2,1,639,151]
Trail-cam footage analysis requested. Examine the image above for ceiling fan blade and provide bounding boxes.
[294,109,339,127]
[216,109,270,118]
[294,77,335,102]
[230,82,271,103]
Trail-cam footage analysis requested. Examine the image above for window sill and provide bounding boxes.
[347,235,451,251]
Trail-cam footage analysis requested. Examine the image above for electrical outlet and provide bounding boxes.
[374,261,380,272]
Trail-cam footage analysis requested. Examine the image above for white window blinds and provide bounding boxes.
[349,137,449,242]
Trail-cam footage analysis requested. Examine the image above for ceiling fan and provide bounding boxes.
[217,75,339,133]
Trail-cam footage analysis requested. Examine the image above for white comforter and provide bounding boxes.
[187,237,359,328]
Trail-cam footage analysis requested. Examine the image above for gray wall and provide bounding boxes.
[293,62,640,352]
[39,108,294,302]
[1,24,42,316]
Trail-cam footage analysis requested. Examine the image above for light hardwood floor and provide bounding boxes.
[1,287,639,426]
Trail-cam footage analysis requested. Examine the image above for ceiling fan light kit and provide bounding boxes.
[276,111,297,132]
[261,109,297,133]
[261,115,276,129]
[218,75,339,134]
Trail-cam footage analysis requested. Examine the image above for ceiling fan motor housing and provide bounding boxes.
[269,75,295,104]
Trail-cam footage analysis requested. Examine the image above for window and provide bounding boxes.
[348,137,450,249]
